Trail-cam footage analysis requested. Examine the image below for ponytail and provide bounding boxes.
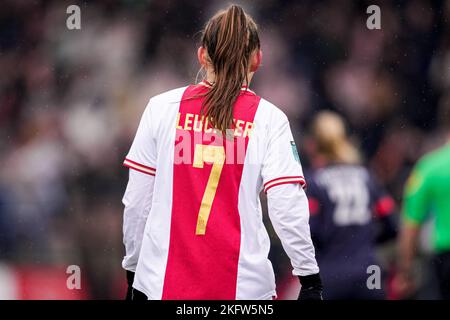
[312,111,361,165]
[200,5,260,132]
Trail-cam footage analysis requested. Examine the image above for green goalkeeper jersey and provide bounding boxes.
[403,142,450,253]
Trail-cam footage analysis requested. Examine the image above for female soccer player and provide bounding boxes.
[304,111,397,299]
[122,5,321,300]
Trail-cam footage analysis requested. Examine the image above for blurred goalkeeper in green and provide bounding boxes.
[395,102,450,299]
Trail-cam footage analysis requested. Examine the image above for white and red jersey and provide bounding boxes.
[122,81,319,300]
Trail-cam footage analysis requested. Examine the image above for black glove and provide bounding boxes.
[298,273,323,300]
[125,270,135,300]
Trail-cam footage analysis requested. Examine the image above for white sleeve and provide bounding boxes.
[261,113,306,193]
[122,168,155,272]
[123,99,157,176]
[121,99,157,271]
[267,182,319,276]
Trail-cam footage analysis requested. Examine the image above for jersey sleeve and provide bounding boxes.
[123,99,157,176]
[261,114,305,193]
[267,182,320,276]
[402,164,431,225]
[122,169,155,272]
[367,172,396,218]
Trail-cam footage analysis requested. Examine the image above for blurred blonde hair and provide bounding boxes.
[312,111,361,164]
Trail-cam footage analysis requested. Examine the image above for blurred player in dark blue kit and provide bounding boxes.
[304,111,397,299]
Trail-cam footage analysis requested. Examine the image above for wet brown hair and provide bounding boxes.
[200,4,260,132]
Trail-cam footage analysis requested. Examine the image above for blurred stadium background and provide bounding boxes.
[0,0,449,299]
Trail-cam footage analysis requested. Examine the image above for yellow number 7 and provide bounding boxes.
[193,144,225,235]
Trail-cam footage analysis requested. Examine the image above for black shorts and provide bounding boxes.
[126,286,148,301]
[125,271,148,301]
[433,251,450,300]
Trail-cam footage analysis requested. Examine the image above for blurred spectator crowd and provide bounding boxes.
[0,0,449,299]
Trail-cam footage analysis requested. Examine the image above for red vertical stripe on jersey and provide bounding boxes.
[162,85,260,299]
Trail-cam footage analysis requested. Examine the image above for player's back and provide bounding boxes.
[125,81,305,299]
[306,164,395,299]
[156,82,261,300]
[306,164,394,273]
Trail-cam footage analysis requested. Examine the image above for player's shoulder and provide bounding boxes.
[144,86,189,122]
[257,97,289,124]
[148,86,188,105]
[416,143,450,175]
